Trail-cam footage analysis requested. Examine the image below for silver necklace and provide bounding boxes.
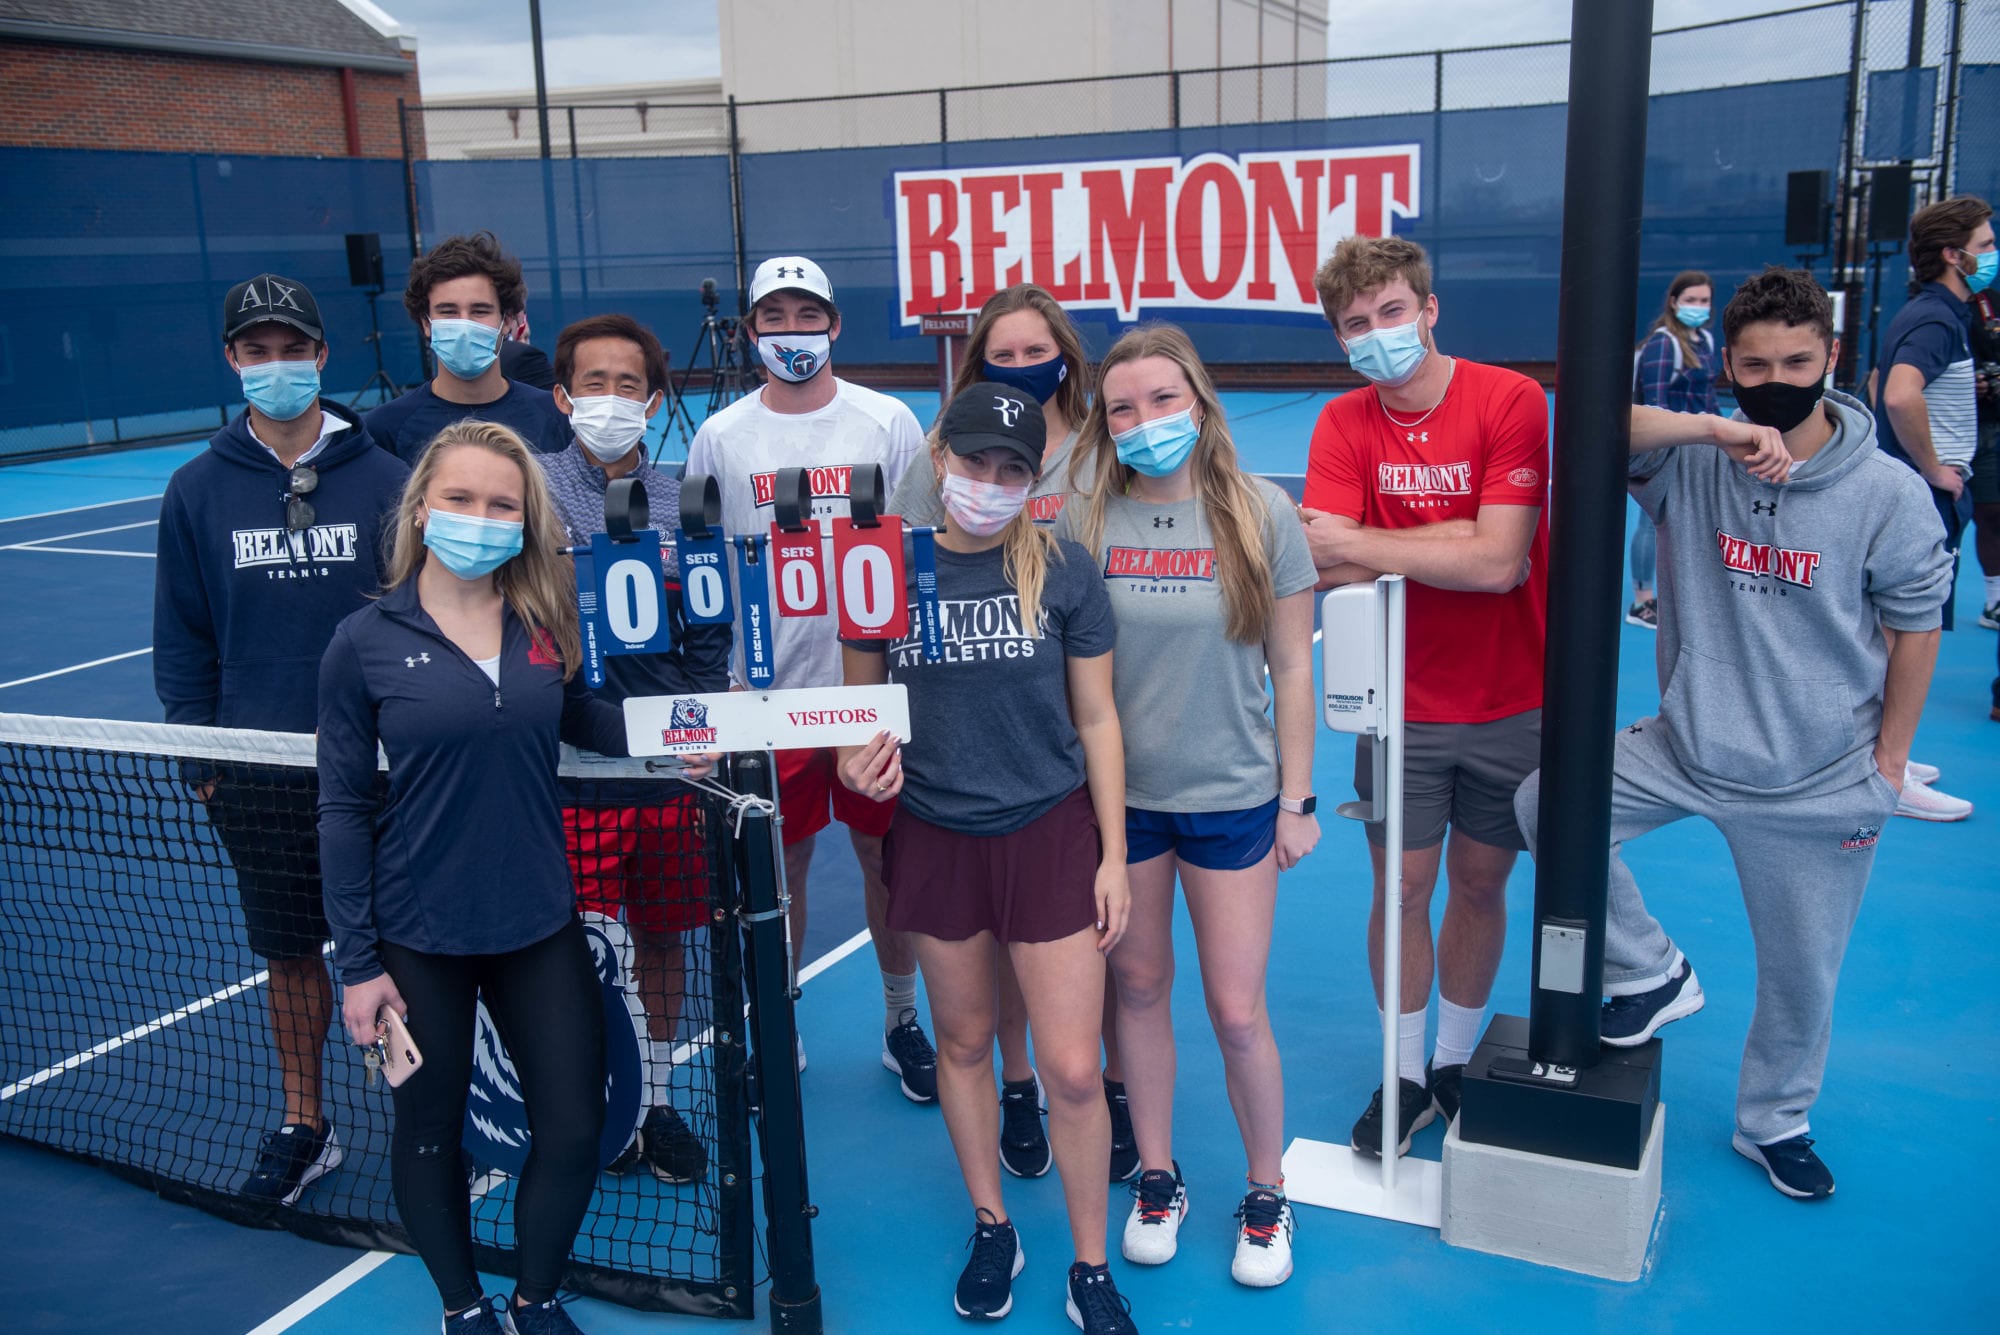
[1378,357,1456,431]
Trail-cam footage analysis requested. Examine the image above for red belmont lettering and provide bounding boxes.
[1715,530,1823,588]
[750,466,855,507]
[1104,546,1218,580]
[895,146,1421,323]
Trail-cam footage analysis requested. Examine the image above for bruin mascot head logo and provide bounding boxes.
[771,342,820,379]
[669,697,710,730]
[462,914,646,1177]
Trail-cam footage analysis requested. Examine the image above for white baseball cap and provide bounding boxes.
[750,255,834,308]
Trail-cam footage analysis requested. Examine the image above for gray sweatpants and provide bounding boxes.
[1514,717,1899,1144]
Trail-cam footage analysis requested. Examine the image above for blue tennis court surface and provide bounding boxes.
[2,392,1993,1332]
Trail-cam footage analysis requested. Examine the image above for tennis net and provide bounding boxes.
[0,712,755,1319]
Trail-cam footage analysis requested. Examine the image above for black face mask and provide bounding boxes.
[1733,366,1829,433]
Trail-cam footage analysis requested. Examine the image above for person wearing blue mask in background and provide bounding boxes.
[886,283,1144,1188]
[366,232,573,465]
[154,272,409,1208]
[1871,194,1993,819]
[1627,271,1721,629]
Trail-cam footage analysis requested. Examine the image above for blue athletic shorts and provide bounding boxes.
[1125,798,1279,871]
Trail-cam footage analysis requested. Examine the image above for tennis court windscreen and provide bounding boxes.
[0,713,754,1319]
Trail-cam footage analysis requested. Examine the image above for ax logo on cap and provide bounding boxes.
[238,276,305,315]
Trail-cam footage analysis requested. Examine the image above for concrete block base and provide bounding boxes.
[1440,1101,1665,1281]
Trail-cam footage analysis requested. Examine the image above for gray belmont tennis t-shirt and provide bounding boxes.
[848,537,1113,836]
[885,430,1081,529]
[1057,476,1316,813]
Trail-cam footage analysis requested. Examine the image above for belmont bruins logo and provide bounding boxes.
[1839,825,1880,852]
[660,696,720,747]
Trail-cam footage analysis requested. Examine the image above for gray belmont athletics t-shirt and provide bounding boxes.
[848,537,1113,836]
[1057,476,1316,813]
[885,431,1081,529]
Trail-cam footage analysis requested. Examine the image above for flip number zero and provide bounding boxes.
[604,557,662,644]
[840,544,895,630]
[685,561,727,620]
[771,531,828,616]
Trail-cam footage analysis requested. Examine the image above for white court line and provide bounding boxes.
[0,519,157,549]
[245,925,880,1334]
[0,494,163,525]
[0,647,152,690]
[7,545,155,559]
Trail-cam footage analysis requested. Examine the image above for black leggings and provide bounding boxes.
[379,918,606,1311]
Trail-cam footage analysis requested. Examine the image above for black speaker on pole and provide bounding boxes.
[1870,166,1915,243]
[1785,170,1830,250]
[344,232,385,290]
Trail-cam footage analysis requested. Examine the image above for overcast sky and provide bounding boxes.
[383,1,1843,95]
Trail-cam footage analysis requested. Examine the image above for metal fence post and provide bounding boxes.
[728,96,749,315]
[1941,0,1963,194]
[1170,70,1181,129]
[938,88,949,144]
[1837,2,1866,289]
[397,98,431,385]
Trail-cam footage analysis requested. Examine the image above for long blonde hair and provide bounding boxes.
[386,420,583,680]
[926,433,1063,639]
[948,283,1092,433]
[1071,324,1276,645]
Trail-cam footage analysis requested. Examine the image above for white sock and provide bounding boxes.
[1985,574,2000,606]
[1433,997,1485,1070]
[646,1039,674,1108]
[1380,1007,1429,1084]
[883,970,918,1033]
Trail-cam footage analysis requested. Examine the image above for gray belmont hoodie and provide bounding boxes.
[1630,389,1951,797]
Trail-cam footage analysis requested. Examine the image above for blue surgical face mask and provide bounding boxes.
[1675,304,1710,329]
[981,355,1068,405]
[1964,250,1999,295]
[1342,316,1429,387]
[430,318,501,380]
[1112,407,1200,478]
[422,507,523,579]
[239,358,321,422]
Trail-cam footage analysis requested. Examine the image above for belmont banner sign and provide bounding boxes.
[893,144,1421,325]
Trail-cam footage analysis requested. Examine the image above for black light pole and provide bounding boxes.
[1527,0,1655,1069]
[528,0,552,160]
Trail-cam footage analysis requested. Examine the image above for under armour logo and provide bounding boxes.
[1152,516,1174,528]
[404,653,431,668]
[1406,431,1428,443]
[1752,500,1777,515]
[992,394,1023,426]
[776,265,805,279]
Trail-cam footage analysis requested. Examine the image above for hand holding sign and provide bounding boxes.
[837,730,904,800]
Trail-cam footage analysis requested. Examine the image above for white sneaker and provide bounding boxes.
[1121,1163,1188,1265]
[1906,760,1941,786]
[1979,601,1999,630]
[1895,777,1973,822]
[795,1033,807,1073]
[1230,1189,1294,1287]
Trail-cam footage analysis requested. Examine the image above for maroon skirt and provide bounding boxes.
[881,786,1102,944]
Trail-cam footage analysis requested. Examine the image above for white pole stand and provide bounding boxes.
[1281,575,1441,1230]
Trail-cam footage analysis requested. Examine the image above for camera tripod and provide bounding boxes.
[662,284,762,444]
[347,287,402,410]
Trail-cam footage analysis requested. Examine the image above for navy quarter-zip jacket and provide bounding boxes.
[154,403,409,730]
[316,580,628,983]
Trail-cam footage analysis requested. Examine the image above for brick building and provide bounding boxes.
[0,0,423,158]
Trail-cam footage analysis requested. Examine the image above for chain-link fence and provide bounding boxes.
[6,1,1990,458]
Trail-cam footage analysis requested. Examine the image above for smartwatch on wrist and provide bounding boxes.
[1278,794,1317,816]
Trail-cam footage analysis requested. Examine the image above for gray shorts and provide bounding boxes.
[1353,708,1541,852]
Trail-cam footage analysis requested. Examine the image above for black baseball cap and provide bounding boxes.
[939,382,1046,477]
[223,273,323,342]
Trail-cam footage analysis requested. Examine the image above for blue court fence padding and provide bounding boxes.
[3,42,1996,457]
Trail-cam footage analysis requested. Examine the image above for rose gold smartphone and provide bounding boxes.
[377,1006,424,1087]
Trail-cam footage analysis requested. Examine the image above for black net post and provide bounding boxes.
[729,751,822,1335]
[1527,0,1654,1070]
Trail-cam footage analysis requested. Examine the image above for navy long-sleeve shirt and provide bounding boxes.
[316,579,628,983]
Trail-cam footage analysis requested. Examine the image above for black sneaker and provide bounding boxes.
[1625,597,1658,629]
[1350,1079,1435,1158]
[1427,1061,1465,1124]
[1732,1132,1834,1200]
[442,1296,509,1334]
[510,1292,584,1334]
[641,1105,707,1184]
[999,1074,1052,1178]
[605,1127,643,1175]
[954,1208,1024,1319]
[240,1120,342,1205]
[883,1007,939,1103]
[1065,1261,1137,1334]
[1601,957,1705,1048]
[1103,1078,1139,1182]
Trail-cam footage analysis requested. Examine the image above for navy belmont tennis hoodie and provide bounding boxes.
[316,581,630,983]
[154,403,409,731]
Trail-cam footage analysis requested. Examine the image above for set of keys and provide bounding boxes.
[363,1043,385,1089]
